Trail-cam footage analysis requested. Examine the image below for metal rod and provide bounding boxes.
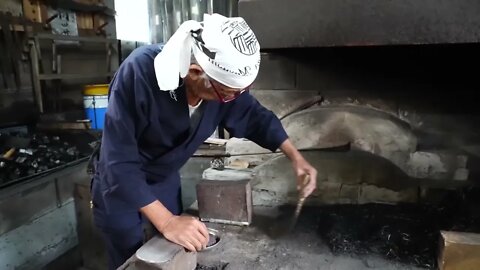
[51,41,57,73]
[28,42,44,113]
[192,143,351,158]
[44,13,59,28]
[38,73,113,80]
[33,33,116,43]
[105,42,111,73]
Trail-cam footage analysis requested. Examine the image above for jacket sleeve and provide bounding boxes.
[100,61,157,212]
[221,92,289,152]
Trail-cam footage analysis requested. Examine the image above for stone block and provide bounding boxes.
[407,152,469,180]
[338,184,360,203]
[202,168,255,181]
[308,183,359,205]
[310,181,342,205]
[118,235,197,270]
[438,231,480,270]
[358,184,418,204]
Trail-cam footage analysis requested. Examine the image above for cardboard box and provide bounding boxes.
[438,231,480,270]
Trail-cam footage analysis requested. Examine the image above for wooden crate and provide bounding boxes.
[23,0,108,35]
[77,12,94,29]
[22,0,48,23]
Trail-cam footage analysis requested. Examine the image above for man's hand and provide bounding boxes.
[160,215,209,252]
[140,201,209,252]
[292,156,317,198]
[280,139,318,198]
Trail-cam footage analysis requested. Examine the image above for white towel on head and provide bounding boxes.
[153,20,202,91]
[154,13,261,91]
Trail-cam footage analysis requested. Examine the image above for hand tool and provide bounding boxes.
[192,142,351,158]
[269,174,312,238]
[288,174,310,231]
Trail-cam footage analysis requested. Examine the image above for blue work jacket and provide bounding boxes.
[91,44,288,220]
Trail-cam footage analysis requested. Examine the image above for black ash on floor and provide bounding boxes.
[315,188,480,269]
[195,262,229,270]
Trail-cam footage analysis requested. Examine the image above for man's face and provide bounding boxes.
[187,64,248,103]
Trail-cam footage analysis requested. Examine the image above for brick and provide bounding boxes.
[312,181,342,205]
[196,179,252,226]
[118,235,197,270]
[358,184,418,204]
[338,184,360,203]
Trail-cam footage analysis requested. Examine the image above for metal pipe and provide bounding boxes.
[28,41,43,113]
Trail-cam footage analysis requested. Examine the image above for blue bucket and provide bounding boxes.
[83,84,109,129]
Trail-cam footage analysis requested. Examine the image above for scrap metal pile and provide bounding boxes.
[0,130,93,186]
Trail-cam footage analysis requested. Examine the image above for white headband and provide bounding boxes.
[154,13,261,91]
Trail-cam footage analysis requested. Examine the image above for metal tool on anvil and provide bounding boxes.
[193,143,351,158]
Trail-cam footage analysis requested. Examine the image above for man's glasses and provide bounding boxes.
[209,80,250,103]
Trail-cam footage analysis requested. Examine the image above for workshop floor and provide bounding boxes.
[195,188,480,270]
[46,188,478,270]
[195,206,425,270]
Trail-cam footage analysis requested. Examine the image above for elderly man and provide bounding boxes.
[91,13,317,269]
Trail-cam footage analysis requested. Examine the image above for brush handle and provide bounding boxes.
[289,175,310,230]
[294,197,305,217]
[295,175,309,217]
[299,174,311,199]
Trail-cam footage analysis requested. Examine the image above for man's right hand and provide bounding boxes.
[160,215,209,252]
[140,200,209,252]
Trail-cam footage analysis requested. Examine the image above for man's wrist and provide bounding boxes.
[158,214,176,233]
[140,200,175,233]
[279,139,303,162]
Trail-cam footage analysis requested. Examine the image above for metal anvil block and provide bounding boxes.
[196,178,253,226]
[118,235,197,270]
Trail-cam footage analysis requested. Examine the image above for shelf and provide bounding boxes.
[0,87,33,94]
[38,73,112,80]
[44,0,116,17]
[0,24,33,32]
[33,33,116,43]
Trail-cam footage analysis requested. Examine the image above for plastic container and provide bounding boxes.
[83,84,109,129]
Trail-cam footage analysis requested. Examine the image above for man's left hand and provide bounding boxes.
[292,157,317,198]
[279,139,318,198]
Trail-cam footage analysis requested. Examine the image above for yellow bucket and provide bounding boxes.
[83,84,109,96]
